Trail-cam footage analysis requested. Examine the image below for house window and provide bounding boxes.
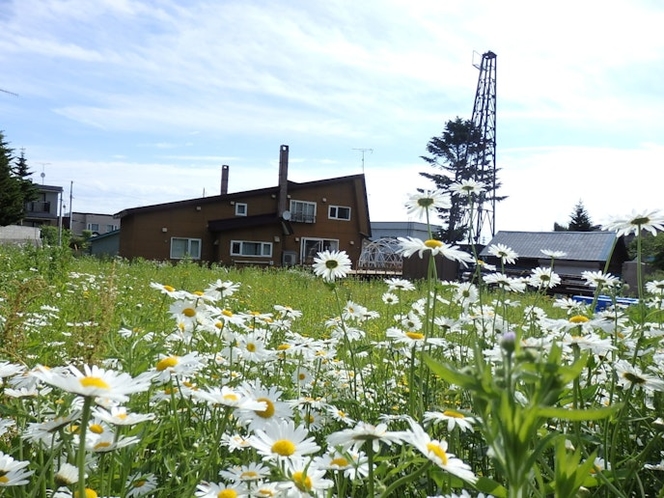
[106,224,117,232]
[87,223,99,232]
[301,238,339,263]
[328,205,351,221]
[235,203,247,216]
[170,237,202,260]
[290,200,316,223]
[230,240,273,257]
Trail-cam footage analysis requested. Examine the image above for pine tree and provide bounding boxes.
[567,200,595,231]
[0,131,37,226]
[13,149,40,206]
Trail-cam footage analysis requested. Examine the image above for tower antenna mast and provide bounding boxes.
[464,50,497,243]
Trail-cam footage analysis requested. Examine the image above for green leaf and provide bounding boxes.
[535,404,622,421]
[423,354,481,390]
[475,476,507,498]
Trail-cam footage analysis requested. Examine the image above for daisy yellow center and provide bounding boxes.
[240,470,259,480]
[325,260,339,269]
[406,332,425,340]
[424,239,443,249]
[223,393,239,402]
[255,397,275,418]
[163,285,175,293]
[292,471,312,491]
[80,376,110,389]
[0,476,7,484]
[246,343,257,352]
[89,423,104,434]
[271,439,296,456]
[217,490,237,498]
[426,442,449,465]
[631,216,649,226]
[116,413,128,420]
[331,456,350,467]
[156,356,179,371]
[94,441,112,450]
[183,307,196,317]
[222,309,233,317]
[277,344,290,350]
[622,372,646,385]
[194,291,203,296]
[569,315,589,323]
[133,480,146,488]
[417,197,434,208]
[442,409,465,419]
[298,373,306,380]
[74,490,98,498]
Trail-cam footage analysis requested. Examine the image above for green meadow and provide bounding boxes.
[1,240,664,498]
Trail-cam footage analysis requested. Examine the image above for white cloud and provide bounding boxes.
[2,0,664,237]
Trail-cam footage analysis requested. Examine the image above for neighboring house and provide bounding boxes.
[115,145,371,266]
[370,221,441,241]
[22,183,64,227]
[68,212,120,236]
[479,230,630,295]
[89,229,120,257]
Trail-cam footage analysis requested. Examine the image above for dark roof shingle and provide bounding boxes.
[480,231,619,262]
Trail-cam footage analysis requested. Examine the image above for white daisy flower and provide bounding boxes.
[403,421,477,484]
[602,209,664,237]
[487,243,518,265]
[32,364,151,403]
[249,420,320,460]
[312,250,352,282]
[405,189,451,219]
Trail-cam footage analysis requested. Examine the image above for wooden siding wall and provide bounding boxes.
[118,176,369,265]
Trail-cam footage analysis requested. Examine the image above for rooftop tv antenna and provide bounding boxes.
[38,163,51,184]
[352,148,373,173]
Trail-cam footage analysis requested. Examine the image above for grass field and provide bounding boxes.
[1,232,664,497]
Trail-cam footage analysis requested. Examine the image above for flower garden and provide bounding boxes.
[1,192,664,497]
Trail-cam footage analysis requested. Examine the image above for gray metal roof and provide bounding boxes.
[480,231,619,262]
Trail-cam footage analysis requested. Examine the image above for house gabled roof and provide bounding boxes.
[480,231,622,262]
[114,174,368,219]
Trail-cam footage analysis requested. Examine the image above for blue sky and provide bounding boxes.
[2,0,664,238]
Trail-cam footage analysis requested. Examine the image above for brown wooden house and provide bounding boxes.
[115,145,372,266]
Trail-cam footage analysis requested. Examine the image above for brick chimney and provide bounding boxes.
[220,165,229,195]
[278,145,289,217]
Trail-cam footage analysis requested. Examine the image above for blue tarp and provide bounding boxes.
[572,295,639,312]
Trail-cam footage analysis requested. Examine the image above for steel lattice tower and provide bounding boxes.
[466,50,497,243]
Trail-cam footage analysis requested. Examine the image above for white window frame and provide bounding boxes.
[235,203,248,216]
[87,223,99,231]
[301,237,339,263]
[230,240,273,257]
[170,237,202,260]
[328,205,351,221]
[290,200,317,223]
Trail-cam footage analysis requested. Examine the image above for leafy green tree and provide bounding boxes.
[420,117,504,242]
[631,232,664,271]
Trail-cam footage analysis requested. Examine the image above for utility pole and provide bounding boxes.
[352,148,373,173]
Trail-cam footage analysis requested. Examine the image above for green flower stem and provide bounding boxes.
[379,461,432,498]
[77,396,93,498]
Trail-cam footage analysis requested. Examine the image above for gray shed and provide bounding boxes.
[479,231,630,295]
